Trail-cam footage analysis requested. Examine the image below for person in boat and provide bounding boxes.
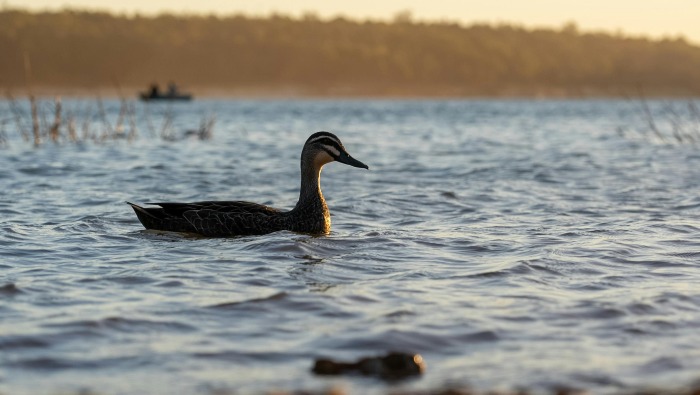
[167,82,178,96]
[149,83,160,97]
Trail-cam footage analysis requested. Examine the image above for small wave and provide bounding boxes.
[0,336,49,350]
[320,328,500,355]
[240,237,302,253]
[17,163,82,176]
[192,350,302,363]
[454,330,500,343]
[672,202,700,211]
[52,215,107,234]
[208,292,351,319]
[102,276,158,285]
[383,309,416,319]
[666,251,700,259]
[639,357,684,373]
[209,292,289,309]
[570,372,626,388]
[10,355,136,370]
[44,316,196,333]
[626,302,657,315]
[156,280,185,287]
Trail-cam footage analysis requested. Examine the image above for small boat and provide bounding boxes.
[139,83,193,101]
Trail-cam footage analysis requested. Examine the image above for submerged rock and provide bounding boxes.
[312,352,425,379]
[0,283,22,295]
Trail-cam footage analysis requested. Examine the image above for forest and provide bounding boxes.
[1,8,699,96]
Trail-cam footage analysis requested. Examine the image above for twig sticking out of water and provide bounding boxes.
[686,101,700,137]
[112,78,129,140]
[0,118,9,148]
[114,100,127,137]
[200,114,215,140]
[184,114,216,140]
[96,95,114,142]
[49,97,62,143]
[623,97,700,146]
[142,103,157,138]
[29,94,40,146]
[127,101,137,142]
[66,112,78,142]
[159,104,175,141]
[81,101,94,142]
[662,102,694,143]
[23,52,41,146]
[640,97,667,143]
[5,92,29,142]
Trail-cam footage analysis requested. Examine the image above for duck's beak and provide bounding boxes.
[336,150,369,169]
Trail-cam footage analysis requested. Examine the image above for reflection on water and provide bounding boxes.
[1,99,700,394]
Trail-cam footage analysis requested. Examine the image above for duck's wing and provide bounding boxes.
[151,201,280,215]
[128,201,284,236]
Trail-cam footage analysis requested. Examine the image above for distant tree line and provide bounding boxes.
[1,9,699,96]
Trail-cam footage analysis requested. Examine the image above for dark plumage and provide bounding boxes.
[127,131,368,237]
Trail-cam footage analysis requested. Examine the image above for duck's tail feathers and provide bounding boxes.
[126,201,157,218]
[126,201,166,231]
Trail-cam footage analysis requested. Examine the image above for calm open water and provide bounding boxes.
[1,98,700,395]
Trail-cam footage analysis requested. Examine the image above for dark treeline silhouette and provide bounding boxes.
[1,9,700,96]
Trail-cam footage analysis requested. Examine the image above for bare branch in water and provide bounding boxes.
[622,96,700,146]
[81,101,94,142]
[0,118,9,147]
[66,112,77,142]
[49,96,62,143]
[127,101,137,142]
[688,101,700,141]
[200,114,216,140]
[640,96,667,143]
[142,103,157,138]
[96,95,114,141]
[160,104,175,141]
[5,92,29,142]
[113,83,128,138]
[29,94,40,146]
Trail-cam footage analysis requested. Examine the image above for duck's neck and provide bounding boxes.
[290,161,330,233]
[296,162,327,210]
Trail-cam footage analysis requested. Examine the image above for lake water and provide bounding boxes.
[1,98,700,395]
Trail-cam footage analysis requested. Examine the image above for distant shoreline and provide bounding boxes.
[2,10,700,98]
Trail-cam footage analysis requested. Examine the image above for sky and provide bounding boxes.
[9,0,700,44]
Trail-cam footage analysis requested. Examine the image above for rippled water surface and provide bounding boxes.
[2,98,700,394]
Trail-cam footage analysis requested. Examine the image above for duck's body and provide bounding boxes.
[127,132,367,237]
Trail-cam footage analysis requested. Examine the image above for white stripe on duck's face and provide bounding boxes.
[313,148,336,168]
[321,144,341,157]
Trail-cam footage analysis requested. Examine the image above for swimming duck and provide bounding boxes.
[127,131,368,237]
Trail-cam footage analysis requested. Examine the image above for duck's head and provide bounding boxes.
[303,131,369,170]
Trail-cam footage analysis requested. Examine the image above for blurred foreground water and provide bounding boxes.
[1,98,700,395]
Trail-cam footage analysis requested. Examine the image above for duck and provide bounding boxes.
[127,131,368,237]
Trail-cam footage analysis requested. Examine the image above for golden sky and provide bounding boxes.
[12,0,700,44]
